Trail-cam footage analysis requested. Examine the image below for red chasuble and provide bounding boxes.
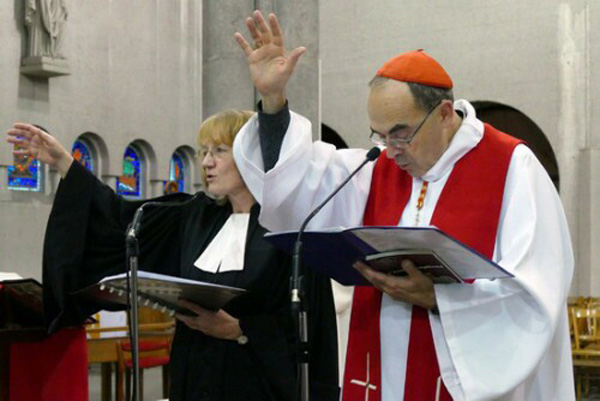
[342,124,522,401]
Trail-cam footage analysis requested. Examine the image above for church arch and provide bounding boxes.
[71,132,108,177]
[471,101,560,191]
[321,123,348,149]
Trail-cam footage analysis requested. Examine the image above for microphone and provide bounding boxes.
[294,146,380,244]
[291,145,380,299]
[290,146,380,401]
[126,192,200,241]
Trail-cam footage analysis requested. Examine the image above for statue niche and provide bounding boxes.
[21,0,70,78]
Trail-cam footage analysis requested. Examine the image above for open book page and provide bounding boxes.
[349,226,510,281]
[78,271,245,316]
[0,278,44,326]
[99,271,239,289]
[365,249,462,284]
[0,272,24,281]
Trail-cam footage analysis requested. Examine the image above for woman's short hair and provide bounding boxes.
[196,109,254,197]
[196,109,254,149]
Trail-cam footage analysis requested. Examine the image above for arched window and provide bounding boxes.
[116,145,143,198]
[72,138,95,174]
[322,123,348,149]
[472,101,560,191]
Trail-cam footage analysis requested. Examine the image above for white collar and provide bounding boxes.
[421,100,484,182]
[194,213,250,273]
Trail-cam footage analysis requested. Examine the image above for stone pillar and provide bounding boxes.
[577,149,600,296]
[150,179,166,198]
[102,175,118,192]
[0,166,9,200]
[557,1,594,295]
[45,167,61,196]
[202,1,255,119]
[256,0,320,139]
[203,1,320,139]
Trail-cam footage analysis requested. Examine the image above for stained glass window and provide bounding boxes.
[116,145,142,198]
[166,151,186,193]
[72,139,94,173]
[7,142,42,191]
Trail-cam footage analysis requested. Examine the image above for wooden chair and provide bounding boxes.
[115,307,174,401]
[85,308,175,401]
[571,306,600,401]
[568,296,589,307]
[116,338,171,401]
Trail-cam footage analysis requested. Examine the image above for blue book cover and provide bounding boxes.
[264,226,513,286]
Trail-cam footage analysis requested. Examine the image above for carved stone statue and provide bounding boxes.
[24,0,68,59]
[21,0,70,77]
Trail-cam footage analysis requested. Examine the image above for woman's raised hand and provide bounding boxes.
[6,123,73,178]
[234,10,306,113]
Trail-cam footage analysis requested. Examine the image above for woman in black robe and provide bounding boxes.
[6,110,339,401]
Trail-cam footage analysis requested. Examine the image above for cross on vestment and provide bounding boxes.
[435,376,442,401]
[350,352,378,401]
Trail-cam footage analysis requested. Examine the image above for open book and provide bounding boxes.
[77,271,246,316]
[0,278,44,327]
[264,226,512,286]
[365,249,462,284]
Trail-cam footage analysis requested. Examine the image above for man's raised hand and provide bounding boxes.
[234,10,306,113]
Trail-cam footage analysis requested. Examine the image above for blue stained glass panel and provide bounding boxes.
[116,146,142,197]
[168,152,185,193]
[72,140,94,172]
[8,143,42,191]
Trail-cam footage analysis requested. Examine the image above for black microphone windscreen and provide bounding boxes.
[366,146,381,161]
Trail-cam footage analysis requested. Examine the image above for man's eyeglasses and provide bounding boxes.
[369,100,442,147]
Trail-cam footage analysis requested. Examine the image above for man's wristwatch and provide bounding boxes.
[236,334,249,345]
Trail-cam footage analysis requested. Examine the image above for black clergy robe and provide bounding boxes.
[43,161,339,401]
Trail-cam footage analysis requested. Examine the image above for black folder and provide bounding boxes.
[77,271,246,316]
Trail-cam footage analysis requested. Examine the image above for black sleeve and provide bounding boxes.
[42,161,189,333]
[305,269,340,400]
[233,244,297,400]
[258,101,291,172]
[237,266,339,401]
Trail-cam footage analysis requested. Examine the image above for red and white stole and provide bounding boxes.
[342,125,522,401]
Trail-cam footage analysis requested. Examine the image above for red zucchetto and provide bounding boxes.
[376,49,453,89]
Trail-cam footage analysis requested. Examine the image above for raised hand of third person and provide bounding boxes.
[6,123,73,178]
[234,10,306,114]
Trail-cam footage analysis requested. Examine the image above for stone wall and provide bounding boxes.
[0,0,203,279]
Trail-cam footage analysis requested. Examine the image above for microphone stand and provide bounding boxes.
[122,193,198,401]
[124,205,147,401]
[291,147,381,401]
